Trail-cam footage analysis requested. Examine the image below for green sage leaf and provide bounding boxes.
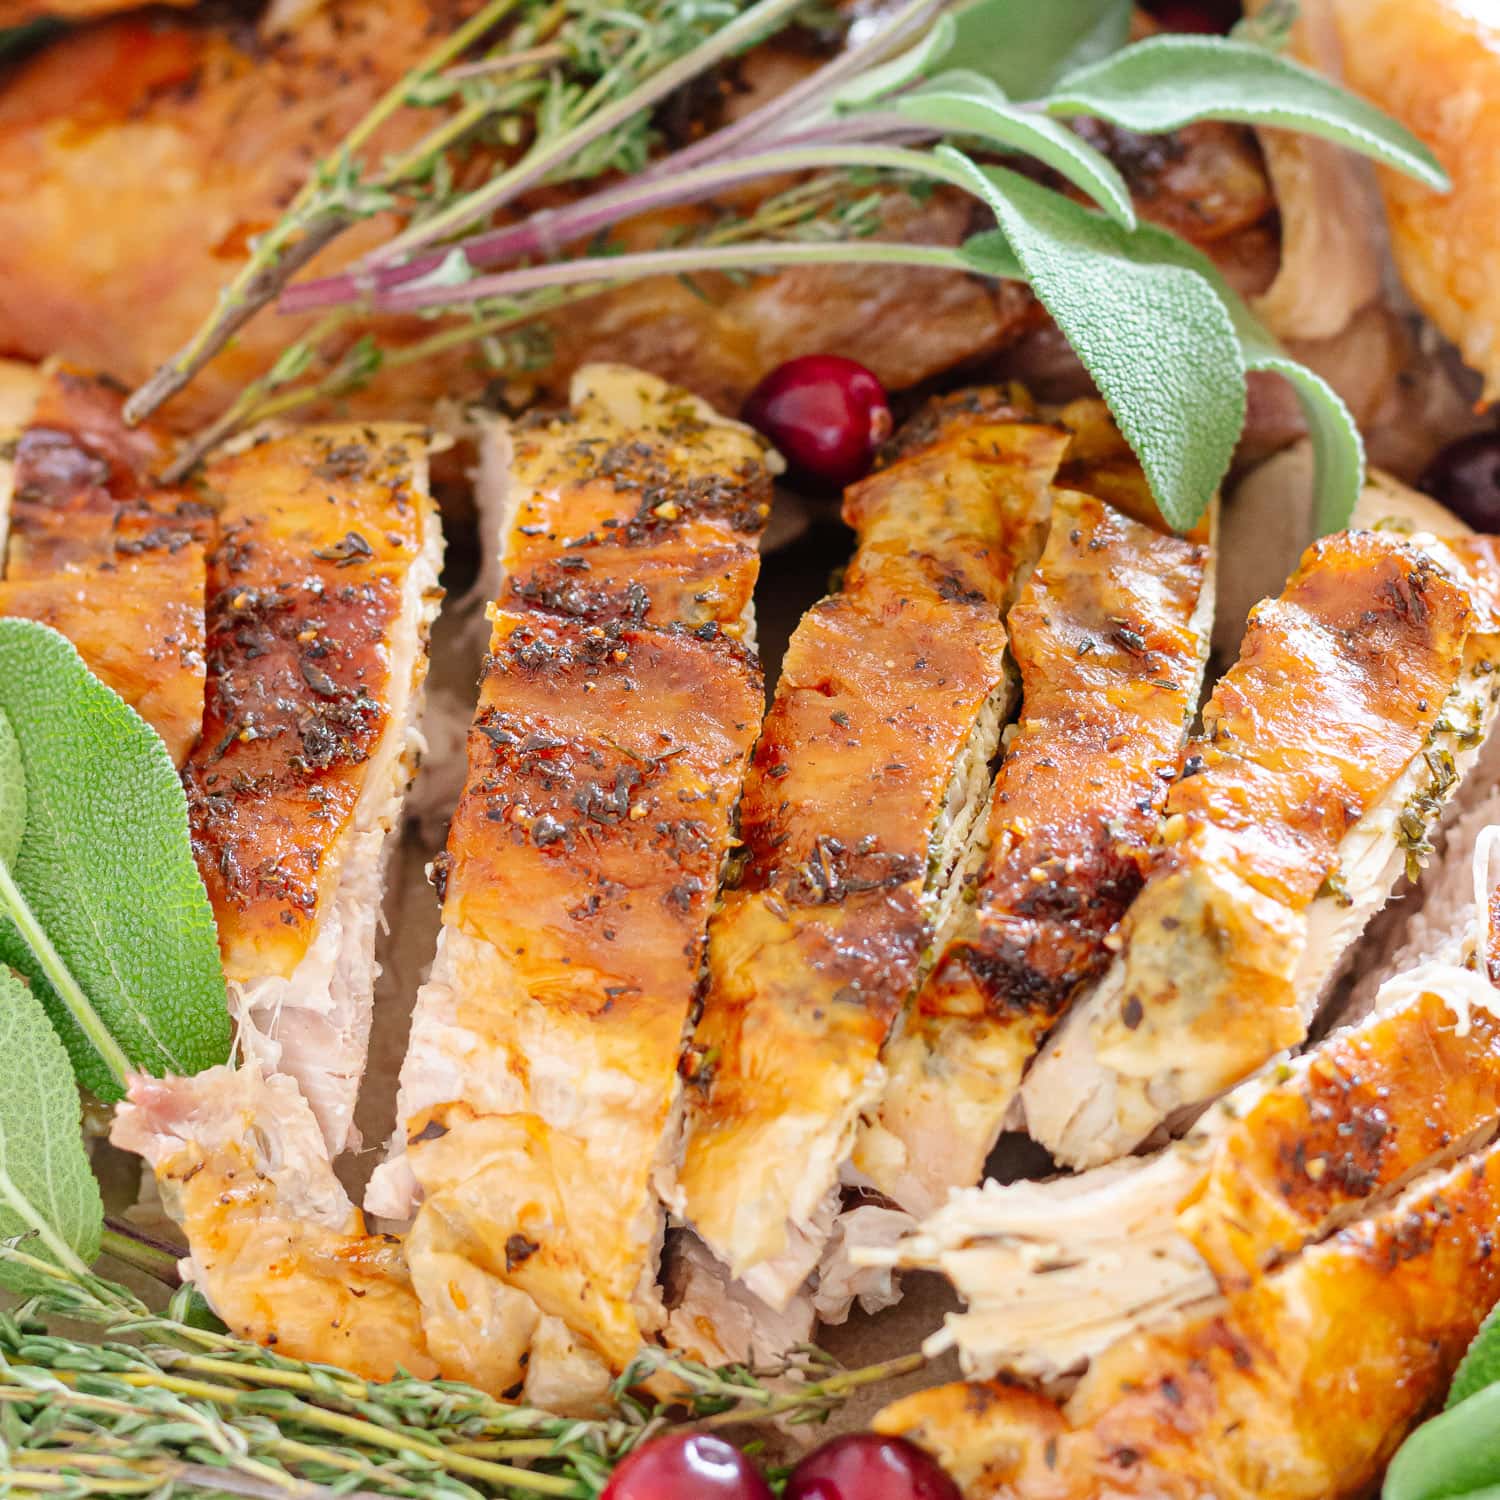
[1448,1299,1500,1411]
[1237,334,1364,535]
[1046,36,1449,190]
[1384,1382,1500,1500]
[0,966,103,1293]
[1106,214,1363,531]
[947,0,1131,98]
[834,12,957,108]
[0,620,229,1101]
[952,153,1244,531]
[0,709,23,866]
[897,85,1135,226]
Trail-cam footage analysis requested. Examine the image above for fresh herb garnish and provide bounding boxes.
[0,969,103,1296]
[0,620,229,1101]
[125,0,1445,535]
[1385,1300,1500,1500]
[0,1241,920,1498]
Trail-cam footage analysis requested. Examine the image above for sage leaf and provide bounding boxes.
[1046,36,1448,191]
[0,709,22,866]
[1449,1299,1500,1411]
[0,620,229,1101]
[952,153,1244,531]
[1105,213,1363,531]
[959,227,1023,281]
[897,85,1135,226]
[1384,1383,1500,1500]
[834,12,957,108]
[947,0,1131,98]
[1237,333,1363,535]
[0,966,103,1294]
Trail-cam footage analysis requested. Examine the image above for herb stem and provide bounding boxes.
[374,236,970,313]
[161,308,354,482]
[0,861,131,1093]
[124,0,527,425]
[100,1223,182,1286]
[363,0,812,269]
[282,135,944,313]
[83,1368,587,1495]
[640,0,946,181]
[697,1350,928,1426]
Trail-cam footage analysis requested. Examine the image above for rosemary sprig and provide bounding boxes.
[0,1241,926,1498]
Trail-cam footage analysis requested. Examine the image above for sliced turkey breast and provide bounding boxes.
[182,424,443,1156]
[110,1064,438,1382]
[878,977,1500,1383]
[1023,529,1500,1167]
[367,365,773,1391]
[876,1123,1500,1500]
[670,392,1070,1311]
[855,486,1214,1217]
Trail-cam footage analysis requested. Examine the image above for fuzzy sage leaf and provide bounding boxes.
[1091,206,1364,532]
[0,620,229,1101]
[896,83,1135,226]
[0,709,22,866]
[952,153,1244,531]
[0,967,103,1294]
[1448,1301,1500,1412]
[833,11,957,108]
[1046,36,1449,190]
[947,0,1131,98]
[1384,1382,1500,1500]
[1237,331,1363,535]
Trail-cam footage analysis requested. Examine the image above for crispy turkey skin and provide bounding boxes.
[0,362,211,764]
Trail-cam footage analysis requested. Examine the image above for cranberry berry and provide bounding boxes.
[1419,430,1500,533]
[784,1432,962,1500]
[742,355,893,492]
[601,1432,773,1500]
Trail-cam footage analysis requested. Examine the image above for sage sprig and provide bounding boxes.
[126,0,1446,533]
[0,620,229,1101]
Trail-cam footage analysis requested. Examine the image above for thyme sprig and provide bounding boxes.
[0,1241,923,1498]
[125,0,764,432]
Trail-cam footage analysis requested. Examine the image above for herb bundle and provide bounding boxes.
[0,1243,920,1498]
[125,0,1446,532]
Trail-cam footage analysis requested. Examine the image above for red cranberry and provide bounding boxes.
[1141,0,1242,31]
[1419,431,1500,533]
[601,1432,773,1500]
[785,1433,961,1500]
[742,355,893,492]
